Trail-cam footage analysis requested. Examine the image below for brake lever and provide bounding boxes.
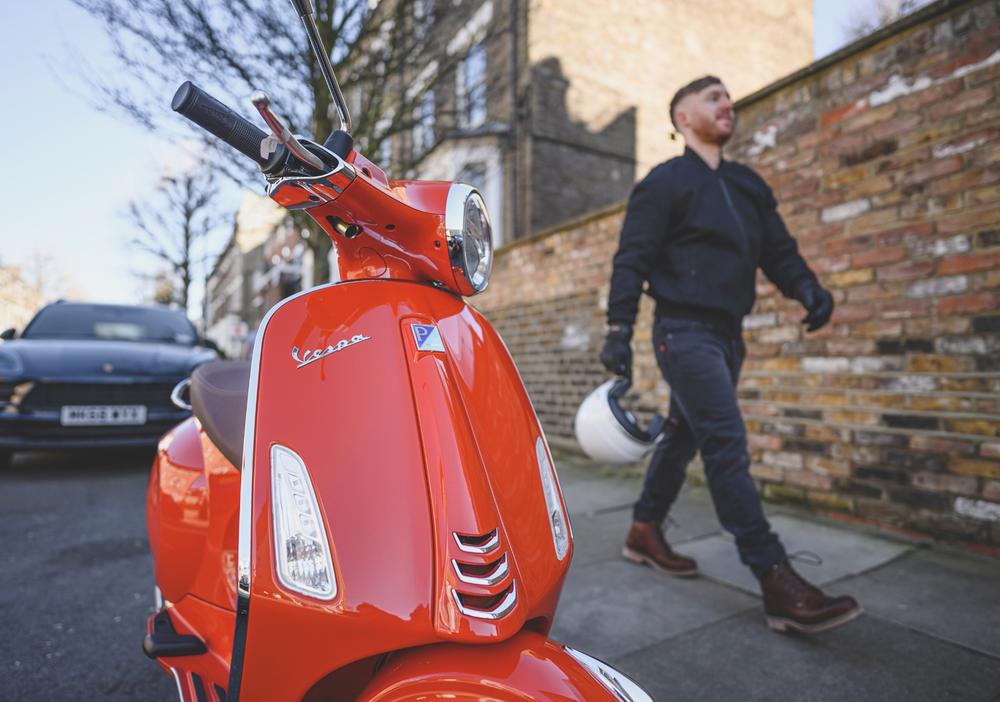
[251,91,326,171]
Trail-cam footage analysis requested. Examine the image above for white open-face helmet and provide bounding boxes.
[574,379,667,464]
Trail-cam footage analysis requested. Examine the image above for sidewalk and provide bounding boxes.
[549,454,1000,702]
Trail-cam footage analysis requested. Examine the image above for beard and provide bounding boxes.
[692,114,733,146]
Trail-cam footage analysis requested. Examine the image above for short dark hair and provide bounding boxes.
[669,75,723,129]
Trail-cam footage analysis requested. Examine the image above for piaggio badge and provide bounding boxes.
[411,324,445,352]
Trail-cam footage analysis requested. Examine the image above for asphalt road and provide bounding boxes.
[1,449,177,701]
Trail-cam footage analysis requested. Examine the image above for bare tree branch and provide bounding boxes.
[127,169,221,310]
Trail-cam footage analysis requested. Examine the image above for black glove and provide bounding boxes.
[600,325,633,378]
[795,282,834,332]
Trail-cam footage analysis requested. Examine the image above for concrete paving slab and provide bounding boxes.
[568,496,723,569]
[550,559,757,660]
[675,514,912,594]
[553,455,612,486]
[614,608,1000,702]
[560,477,641,515]
[839,548,1000,658]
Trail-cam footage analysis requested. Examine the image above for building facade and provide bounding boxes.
[203,193,312,358]
[380,0,814,245]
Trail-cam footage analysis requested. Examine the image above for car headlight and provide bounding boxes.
[535,436,570,560]
[445,183,493,295]
[564,646,655,702]
[271,444,337,600]
[0,350,23,375]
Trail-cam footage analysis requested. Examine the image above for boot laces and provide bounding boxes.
[779,552,825,600]
[788,550,823,566]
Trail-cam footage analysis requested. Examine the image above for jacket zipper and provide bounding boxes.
[718,178,747,240]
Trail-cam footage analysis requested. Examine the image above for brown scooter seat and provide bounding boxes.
[190,360,251,469]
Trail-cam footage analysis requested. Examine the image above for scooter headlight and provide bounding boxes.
[535,436,570,560]
[564,646,655,702]
[270,445,336,600]
[445,183,493,295]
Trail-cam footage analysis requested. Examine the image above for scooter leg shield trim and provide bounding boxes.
[229,282,341,701]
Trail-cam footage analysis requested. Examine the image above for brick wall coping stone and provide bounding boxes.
[494,201,626,257]
[736,0,974,109]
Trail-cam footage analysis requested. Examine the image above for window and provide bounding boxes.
[376,135,392,170]
[457,42,487,128]
[22,304,197,346]
[413,0,434,39]
[374,113,393,170]
[457,162,487,192]
[412,91,435,155]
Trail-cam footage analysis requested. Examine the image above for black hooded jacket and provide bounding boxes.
[607,147,817,334]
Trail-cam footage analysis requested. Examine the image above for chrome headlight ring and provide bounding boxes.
[445,183,493,295]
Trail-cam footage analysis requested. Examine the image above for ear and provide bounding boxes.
[674,106,691,132]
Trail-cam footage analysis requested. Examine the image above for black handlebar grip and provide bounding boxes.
[172,81,270,167]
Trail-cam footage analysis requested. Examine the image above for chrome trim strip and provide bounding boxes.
[265,140,355,204]
[170,378,192,411]
[563,646,654,702]
[230,281,342,701]
[238,281,340,597]
[451,553,508,586]
[451,582,517,620]
[170,667,184,701]
[452,529,499,554]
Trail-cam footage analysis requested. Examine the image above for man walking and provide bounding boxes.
[600,76,861,634]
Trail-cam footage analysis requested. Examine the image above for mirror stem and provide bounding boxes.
[289,0,352,134]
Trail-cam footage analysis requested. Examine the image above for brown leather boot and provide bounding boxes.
[760,560,862,634]
[622,521,698,577]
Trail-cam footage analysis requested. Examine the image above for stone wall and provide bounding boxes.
[474,0,1000,549]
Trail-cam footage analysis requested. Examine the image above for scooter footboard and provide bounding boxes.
[356,630,653,702]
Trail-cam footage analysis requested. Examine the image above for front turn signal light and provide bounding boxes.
[536,436,570,560]
[271,444,336,600]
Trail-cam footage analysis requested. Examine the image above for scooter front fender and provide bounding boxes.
[356,630,648,702]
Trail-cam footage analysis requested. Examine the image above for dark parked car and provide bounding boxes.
[0,301,218,468]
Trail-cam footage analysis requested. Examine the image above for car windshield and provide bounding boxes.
[22,304,198,346]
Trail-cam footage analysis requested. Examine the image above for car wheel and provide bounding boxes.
[0,449,11,470]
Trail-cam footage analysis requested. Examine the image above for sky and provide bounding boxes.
[0,0,899,320]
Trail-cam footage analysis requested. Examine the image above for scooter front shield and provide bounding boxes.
[230,280,573,701]
[231,281,439,701]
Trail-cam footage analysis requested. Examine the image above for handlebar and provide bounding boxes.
[171,81,277,169]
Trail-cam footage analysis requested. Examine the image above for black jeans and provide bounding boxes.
[633,318,786,578]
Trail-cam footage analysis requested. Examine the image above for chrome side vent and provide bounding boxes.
[453,529,499,555]
[449,528,517,621]
[451,582,517,620]
[452,553,508,586]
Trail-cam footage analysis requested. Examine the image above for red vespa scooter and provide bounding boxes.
[144,2,655,701]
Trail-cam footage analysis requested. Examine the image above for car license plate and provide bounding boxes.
[60,405,148,426]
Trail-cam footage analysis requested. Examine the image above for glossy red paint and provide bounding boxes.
[225,281,570,700]
[268,149,474,296]
[356,630,623,702]
[145,133,606,697]
[147,418,242,695]
[149,418,241,611]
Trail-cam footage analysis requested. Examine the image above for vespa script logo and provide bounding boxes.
[291,334,372,369]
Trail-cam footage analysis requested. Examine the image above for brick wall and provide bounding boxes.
[474,0,1000,549]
